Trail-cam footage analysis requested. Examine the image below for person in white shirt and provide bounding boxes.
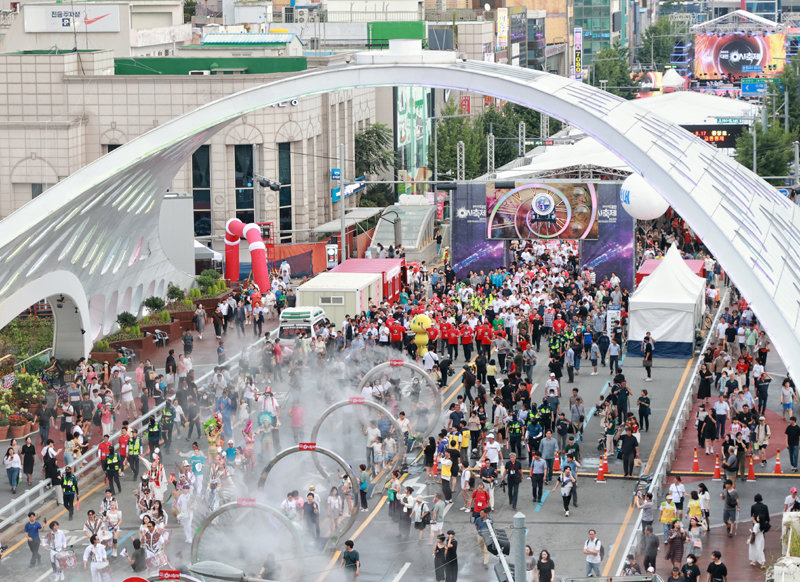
[583,529,603,577]
[545,373,561,397]
[668,476,687,520]
[175,486,195,544]
[82,535,110,582]
[422,351,439,372]
[482,433,503,469]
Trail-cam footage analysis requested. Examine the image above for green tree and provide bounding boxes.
[183,0,196,23]
[354,123,394,177]
[638,17,675,71]
[591,44,635,99]
[359,183,396,207]
[777,57,800,135]
[735,124,794,185]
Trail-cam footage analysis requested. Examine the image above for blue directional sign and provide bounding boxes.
[741,65,763,73]
[330,168,341,180]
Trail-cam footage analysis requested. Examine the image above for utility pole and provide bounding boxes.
[487,132,495,176]
[518,121,526,158]
[512,513,527,582]
[434,118,438,181]
[456,140,465,181]
[338,143,347,262]
[752,121,757,173]
[794,141,799,186]
[540,114,549,139]
[785,86,790,133]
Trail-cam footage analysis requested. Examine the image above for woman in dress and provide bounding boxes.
[698,483,711,527]
[433,534,447,581]
[697,363,713,406]
[104,500,122,557]
[536,549,556,582]
[327,486,343,536]
[748,519,766,568]
[21,436,36,487]
[684,516,707,558]
[242,420,256,473]
[701,411,717,456]
[193,303,207,340]
[665,520,687,568]
[424,437,437,483]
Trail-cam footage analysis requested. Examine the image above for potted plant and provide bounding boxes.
[8,412,29,438]
[13,371,46,408]
[0,416,8,440]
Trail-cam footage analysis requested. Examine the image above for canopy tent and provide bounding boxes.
[627,245,706,358]
[636,258,706,286]
[194,239,222,261]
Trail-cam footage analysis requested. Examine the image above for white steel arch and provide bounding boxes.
[0,45,797,373]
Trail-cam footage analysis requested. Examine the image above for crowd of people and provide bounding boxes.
[5,207,799,581]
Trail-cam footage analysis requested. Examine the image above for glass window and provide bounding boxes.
[31,183,43,198]
[234,145,255,225]
[277,142,292,243]
[192,145,212,237]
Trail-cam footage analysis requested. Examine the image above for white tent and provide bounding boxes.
[627,245,706,358]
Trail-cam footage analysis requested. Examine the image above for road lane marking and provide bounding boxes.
[601,357,694,576]
[390,562,412,582]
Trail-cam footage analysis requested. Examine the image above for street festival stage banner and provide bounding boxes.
[580,183,635,291]
[451,183,506,279]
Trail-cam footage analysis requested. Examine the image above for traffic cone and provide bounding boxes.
[553,453,561,473]
[602,452,610,475]
[712,454,722,481]
[596,462,606,483]
[775,450,783,475]
[747,455,756,482]
[692,448,700,473]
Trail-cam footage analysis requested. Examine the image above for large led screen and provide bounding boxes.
[694,33,786,79]
[486,182,599,240]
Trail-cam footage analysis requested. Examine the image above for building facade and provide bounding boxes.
[0,50,377,253]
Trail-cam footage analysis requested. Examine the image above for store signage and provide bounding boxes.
[299,442,317,451]
[159,571,181,580]
[24,4,120,33]
[573,27,583,80]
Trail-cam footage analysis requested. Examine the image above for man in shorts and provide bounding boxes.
[720,479,739,537]
[430,492,446,540]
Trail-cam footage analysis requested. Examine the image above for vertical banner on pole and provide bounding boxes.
[573,27,583,81]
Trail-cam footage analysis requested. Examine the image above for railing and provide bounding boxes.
[13,348,54,371]
[0,337,265,533]
[613,288,731,575]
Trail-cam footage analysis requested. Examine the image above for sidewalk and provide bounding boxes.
[0,318,277,510]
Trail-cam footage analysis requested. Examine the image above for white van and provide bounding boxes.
[270,306,330,347]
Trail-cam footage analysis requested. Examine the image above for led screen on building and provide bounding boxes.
[694,33,786,79]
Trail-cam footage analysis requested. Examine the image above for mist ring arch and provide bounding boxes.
[356,360,441,437]
[190,501,303,579]
[258,444,360,545]
[309,399,405,481]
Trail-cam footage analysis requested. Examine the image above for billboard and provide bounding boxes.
[693,33,786,79]
[24,4,121,33]
[497,8,508,49]
[574,27,583,80]
[680,124,745,148]
[395,86,431,195]
[580,183,635,291]
[452,183,506,279]
[486,182,599,240]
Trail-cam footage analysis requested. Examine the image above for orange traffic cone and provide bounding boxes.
[692,448,701,473]
[602,452,610,475]
[747,455,757,482]
[596,462,606,483]
[553,454,561,473]
[712,454,722,481]
[775,450,783,475]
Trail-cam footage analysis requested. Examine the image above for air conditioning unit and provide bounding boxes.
[188,70,211,76]
[296,8,308,23]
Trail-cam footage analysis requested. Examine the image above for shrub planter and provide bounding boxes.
[0,425,8,440]
[9,423,29,439]
[140,320,183,343]
[90,351,119,363]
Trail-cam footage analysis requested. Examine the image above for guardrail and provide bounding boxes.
[614,289,731,575]
[0,337,265,533]
[14,347,53,370]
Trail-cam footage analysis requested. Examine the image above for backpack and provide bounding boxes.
[587,539,604,561]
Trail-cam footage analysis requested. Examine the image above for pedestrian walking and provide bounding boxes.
[24,511,43,567]
[103,445,121,496]
[705,550,728,582]
[21,436,36,487]
[786,415,800,472]
[642,525,658,572]
[720,479,740,537]
[340,539,360,579]
[474,508,492,568]
[61,466,79,521]
[4,446,21,494]
[47,521,68,581]
[665,520,687,568]
[502,452,523,510]
[433,534,447,581]
[553,465,576,517]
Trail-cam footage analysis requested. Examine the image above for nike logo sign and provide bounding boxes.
[84,13,110,25]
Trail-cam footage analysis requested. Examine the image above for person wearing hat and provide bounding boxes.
[659,494,677,541]
[412,495,430,540]
[784,486,800,512]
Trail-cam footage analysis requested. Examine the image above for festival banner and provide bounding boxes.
[451,183,505,279]
[580,183,634,291]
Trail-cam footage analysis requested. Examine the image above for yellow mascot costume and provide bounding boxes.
[409,313,432,358]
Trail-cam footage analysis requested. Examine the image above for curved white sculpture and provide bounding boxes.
[620,173,670,220]
[0,44,796,377]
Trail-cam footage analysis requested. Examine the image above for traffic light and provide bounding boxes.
[482,529,510,556]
